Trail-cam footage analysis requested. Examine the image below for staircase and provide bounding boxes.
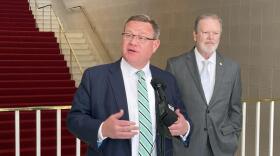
[0,0,85,155]
[29,0,102,86]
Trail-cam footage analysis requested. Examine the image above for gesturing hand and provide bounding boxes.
[102,109,139,139]
[168,109,189,136]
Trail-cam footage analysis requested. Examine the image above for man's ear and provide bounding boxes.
[193,31,197,42]
[152,39,160,53]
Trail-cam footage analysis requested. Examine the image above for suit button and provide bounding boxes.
[206,110,210,113]
[204,128,208,131]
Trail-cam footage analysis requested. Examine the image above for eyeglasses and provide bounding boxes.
[122,32,156,43]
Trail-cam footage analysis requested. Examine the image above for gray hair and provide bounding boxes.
[194,13,222,33]
[124,14,160,39]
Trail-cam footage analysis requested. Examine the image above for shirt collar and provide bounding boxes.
[121,58,151,77]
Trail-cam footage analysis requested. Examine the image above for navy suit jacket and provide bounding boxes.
[67,60,191,156]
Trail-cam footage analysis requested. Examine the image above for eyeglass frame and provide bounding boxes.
[121,32,156,43]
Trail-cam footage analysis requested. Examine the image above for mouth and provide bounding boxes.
[206,42,215,45]
[128,48,137,53]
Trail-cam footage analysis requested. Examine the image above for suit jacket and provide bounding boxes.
[166,49,242,156]
[67,59,191,156]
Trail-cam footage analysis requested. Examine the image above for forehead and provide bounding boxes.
[197,18,221,32]
[124,21,154,34]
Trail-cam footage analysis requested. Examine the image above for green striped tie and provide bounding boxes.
[136,70,153,156]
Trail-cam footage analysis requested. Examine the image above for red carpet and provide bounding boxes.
[0,0,86,155]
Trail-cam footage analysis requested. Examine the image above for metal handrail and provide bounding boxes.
[70,6,96,32]
[70,5,113,62]
[0,105,71,112]
[38,4,51,9]
[0,98,279,112]
[242,98,280,104]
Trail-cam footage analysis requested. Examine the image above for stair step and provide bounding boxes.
[0,30,54,37]
[0,60,66,66]
[0,12,33,18]
[0,53,64,60]
[0,80,75,88]
[0,94,74,104]
[0,42,59,49]
[0,27,38,31]
[0,66,69,73]
[0,9,31,14]
[0,73,71,80]
[0,17,35,22]
[0,21,35,27]
[0,54,63,60]
[0,87,76,96]
[0,36,56,42]
[0,5,29,9]
[0,1,30,5]
[0,47,60,54]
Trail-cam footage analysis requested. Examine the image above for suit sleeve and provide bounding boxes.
[174,75,192,146]
[229,65,242,137]
[166,62,193,146]
[66,69,103,150]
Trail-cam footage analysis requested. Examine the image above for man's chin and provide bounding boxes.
[200,48,216,54]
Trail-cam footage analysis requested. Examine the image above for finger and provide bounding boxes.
[117,120,136,127]
[169,129,180,136]
[112,109,124,119]
[119,125,139,132]
[117,131,138,139]
[129,125,139,131]
[175,109,184,118]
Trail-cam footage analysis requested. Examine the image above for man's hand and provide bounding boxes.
[102,109,138,139]
[168,109,189,136]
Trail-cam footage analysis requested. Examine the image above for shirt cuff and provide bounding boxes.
[97,122,108,147]
[180,120,190,141]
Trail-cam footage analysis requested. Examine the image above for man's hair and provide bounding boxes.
[194,13,222,33]
[124,14,160,39]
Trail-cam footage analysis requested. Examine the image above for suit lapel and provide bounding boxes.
[108,60,129,120]
[185,51,208,104]
[209,53,224,106]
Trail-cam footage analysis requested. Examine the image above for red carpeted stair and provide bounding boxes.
[0,0,86,155]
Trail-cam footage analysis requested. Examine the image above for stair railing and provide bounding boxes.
[70,5,113,62]
[0,105,82,156]
[1,98,279,156]
[240,98,280,156]
[28,0,84,80]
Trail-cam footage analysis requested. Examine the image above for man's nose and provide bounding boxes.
[207,33,214,40]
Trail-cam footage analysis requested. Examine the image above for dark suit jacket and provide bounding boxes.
[166,49,242,156]
[67,59,191,156]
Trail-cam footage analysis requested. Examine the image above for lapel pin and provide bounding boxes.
[219,62,223,66]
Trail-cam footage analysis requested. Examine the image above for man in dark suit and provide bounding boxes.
[67,14,191,156]
[166,13,242,156]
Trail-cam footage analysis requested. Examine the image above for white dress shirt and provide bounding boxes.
[195,48,216,104]
[121,58,157,156]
